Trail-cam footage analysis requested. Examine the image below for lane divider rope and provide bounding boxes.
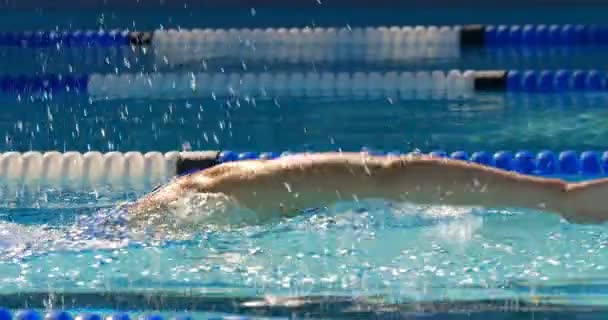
[0,150,605,189]
[2,25,607,64]
[1,70,607,100]
[3,25,608,48]
[218,149,608,176]
[0,308,202,320]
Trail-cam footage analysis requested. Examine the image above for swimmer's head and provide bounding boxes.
[175,152,221,176]
[130,189,258,231]
[175,191,270,227]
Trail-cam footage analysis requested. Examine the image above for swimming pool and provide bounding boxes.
[2,3,608,319]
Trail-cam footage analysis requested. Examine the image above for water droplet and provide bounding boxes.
[473,178,481,188]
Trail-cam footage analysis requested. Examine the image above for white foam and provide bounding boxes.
[165,191,259,227]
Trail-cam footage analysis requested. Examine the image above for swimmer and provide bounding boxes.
[127,152,608,226]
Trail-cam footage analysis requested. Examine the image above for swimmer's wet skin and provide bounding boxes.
[128,152,608,225]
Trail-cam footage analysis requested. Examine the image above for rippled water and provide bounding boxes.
[1,51,608,315]
[1,92,608,153]
[1,4,608,318]
[1,193,607,309]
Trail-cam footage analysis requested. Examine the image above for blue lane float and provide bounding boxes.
[214,150,608,176]
[0,30,133,47]
[0,309,242,320]
[0,74,87,93]
[500,69,608,92]
[484,24,608,46]
[15,310,41,320]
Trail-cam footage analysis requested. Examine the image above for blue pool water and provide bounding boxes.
[3,4,608,319]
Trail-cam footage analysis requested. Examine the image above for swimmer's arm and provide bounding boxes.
[377,157,568,212]
[296,157,566,214]
[365,157,608,223]
[131,154,608,224]
[205,155,608,223]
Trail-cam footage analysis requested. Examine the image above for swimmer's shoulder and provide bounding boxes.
[178,159,272,186]
[184,152,451,183]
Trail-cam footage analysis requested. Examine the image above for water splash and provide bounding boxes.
[0,198,476,262]
[0,197,606,303]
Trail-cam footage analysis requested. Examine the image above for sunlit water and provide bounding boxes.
[1,191,607,308]
[2,92,608,153]
[1,57,608,315]
[1,4,608,318]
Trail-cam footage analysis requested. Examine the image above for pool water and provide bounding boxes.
[2,4,608,319]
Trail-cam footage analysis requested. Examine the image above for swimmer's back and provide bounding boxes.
[189,152,394,188]
[132,153,387,221]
